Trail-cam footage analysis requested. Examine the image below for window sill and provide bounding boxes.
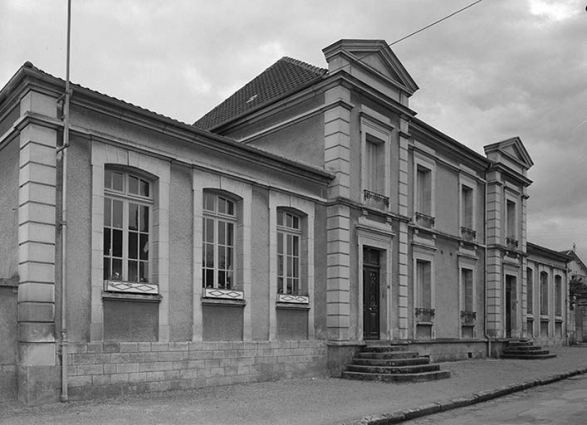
[202,297,246,308]
[203,288,244,300]
[102,292,162,303]
[555,317,564,322]
[277,294,309,304]
[276,302,310,310]
[104,280,159,295]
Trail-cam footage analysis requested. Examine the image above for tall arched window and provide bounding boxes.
[277,210,302,295]
[202,191,237,290]
[527,268,533,314]
[540,271,549,315]
[103,169,152,283]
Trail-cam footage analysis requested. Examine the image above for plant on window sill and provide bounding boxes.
[460,310,476,326]
[415,212,435,229]
[461,227,476,241]
[363,189,390,208]
[415,307,435,323]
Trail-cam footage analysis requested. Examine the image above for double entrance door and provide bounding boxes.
[363,247,380,340]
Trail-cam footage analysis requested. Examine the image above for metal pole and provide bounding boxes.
[60,0,71,403]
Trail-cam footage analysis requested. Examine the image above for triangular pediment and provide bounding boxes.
[323,39,419,96]
[484,137,534,169]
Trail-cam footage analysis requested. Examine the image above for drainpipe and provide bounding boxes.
[483,171,492,358]
[58,0,72,403]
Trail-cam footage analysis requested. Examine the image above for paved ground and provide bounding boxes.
[1,345,587,425]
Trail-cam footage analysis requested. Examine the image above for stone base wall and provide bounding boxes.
[66,340,327,401]
[407,340,487,362]
[0,365,17,401]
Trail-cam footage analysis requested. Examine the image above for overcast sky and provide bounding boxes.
[1,0,586,260]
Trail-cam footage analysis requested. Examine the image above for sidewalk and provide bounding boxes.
[1,345,586,425]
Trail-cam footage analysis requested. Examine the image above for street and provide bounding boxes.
[405,374,587,425]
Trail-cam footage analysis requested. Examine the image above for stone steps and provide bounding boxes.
[342,344,450,383]
[501,339,557,360]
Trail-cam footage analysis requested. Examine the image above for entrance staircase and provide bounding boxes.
[342,344,450,382]
[500,339,557,360]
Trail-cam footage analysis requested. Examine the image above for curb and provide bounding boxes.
[349,367,587,424]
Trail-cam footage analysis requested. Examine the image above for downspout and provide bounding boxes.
[58,0,72,403]
[483,171,491,358]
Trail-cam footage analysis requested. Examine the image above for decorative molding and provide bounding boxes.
[203,288,245,300]
[277,294,310,304]
[104,280,159,295]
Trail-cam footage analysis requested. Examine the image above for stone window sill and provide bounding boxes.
[202,298,246,308]
[276,302,310,310]
[102,292,162,303]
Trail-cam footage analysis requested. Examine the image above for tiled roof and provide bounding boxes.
[194,57,327,131]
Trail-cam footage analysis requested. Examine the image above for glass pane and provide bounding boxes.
[277,211,283,227]
[112,200,123,228]
[204,269,214,288]
[218,246,226,269]
[140,234,149,260]
[277,277,283,293]
[204,192,215,211]
[287,257,293,277]
[129,232,138,259]
[218,271,226,289]
[112,171,124,192]
[140,179,150,197]
[226,199,234,216]
[218,197,226,214]
[293,258,299,278]
[204,243,214,268]
[287,234,293,255]
[104,197,111,227]
[287,278,293,294]
[103,257,110,280]
[128,261,138,282]
[205,218,214,243]
[111,258,122,280]
[292,215,299,229]
[227,223,234,246]
[129,176,139,195]
[140,206,149,232]
[104,169,112,189]
[226,247,233,269]
[292,235,299,256]
[112,229,123,258]
[140,262,148,282]
[129,203,138,230]
[277,233,283,255]
[278,255,284,276]
[218,221,226,245]
[286,213,293,228]
[103,229,111,256]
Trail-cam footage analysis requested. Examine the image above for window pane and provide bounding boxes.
[103,229,111,256]
[278,277,284,292]
[103,257,110,280]
[204,243,214,268]
[104,198,111,227]
[129,203,138,230]
[204,192,215,211]
[287,257,293,278]
[277,211,283,226]
[218,221,226,245]
[277,232,283,255]
[140,234,149,260]
[226,199,234,216]
[205,218,214,243]
[218,246,226,269]
[105,169,113,189]
[286,213,293,228]
[112,229,123,258]
[227,223,234,246]
[129,232,138,259]
[218,271,226,289]
[287,234,293,255]
[218,197,226,214]
[292,235,299,256]
[112,200,123,229]
[129,176,139,195]
[139,262,148,282]
[140,179,150,197]
[128,261,138,282]
[112,171,124,192]
[226,247,233,269]
[292,215,299,229]
[111,258,122,280]
[140,206,149,232]
[278,254,284,276]
[204,269,214,288]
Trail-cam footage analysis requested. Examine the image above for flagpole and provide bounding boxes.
[60,0,71,403]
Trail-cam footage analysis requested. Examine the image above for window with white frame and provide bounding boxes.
[527,267,534,314]
[277,210,302,295]
[416,165,432,216]
[506,200,517,240]
[416,259,432,310]
[555,275,562,316]
[461,185,474,230]
[202,192,237,290]
[103,169,152,283]
[540,271,549,315]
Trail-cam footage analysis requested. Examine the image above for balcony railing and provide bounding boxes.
[506,237,519,250]
[363,189,390,208]
[415,212,435,229]
[461,226,477,242]
[415,307,435,323]
[460,310,477,326]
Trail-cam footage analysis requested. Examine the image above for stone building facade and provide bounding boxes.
[0,39,571,405]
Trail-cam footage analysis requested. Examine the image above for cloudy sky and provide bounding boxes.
[1,0,586,259]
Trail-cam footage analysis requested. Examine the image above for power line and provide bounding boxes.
[389,0,485,46]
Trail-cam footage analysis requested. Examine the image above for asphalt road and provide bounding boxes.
[404,374,587,425]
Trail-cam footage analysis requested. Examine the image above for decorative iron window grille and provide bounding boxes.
[506,237,519,250]
[363,189,390,207]
[415,307,435,323]
[461,227,477,241]
[460,311,477,326]
[415,212,435,229]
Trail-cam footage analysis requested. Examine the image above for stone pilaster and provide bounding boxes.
[485,177,503,337]
[17,91,60,405]
[397,121,410,338]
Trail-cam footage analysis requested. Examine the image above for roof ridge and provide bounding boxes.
[280,56,327,76]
